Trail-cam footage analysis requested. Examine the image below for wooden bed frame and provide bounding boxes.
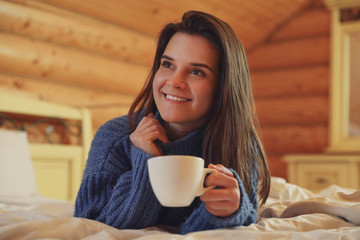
[0,91,92,202]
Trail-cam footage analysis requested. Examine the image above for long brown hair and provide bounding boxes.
[128,11,270,205]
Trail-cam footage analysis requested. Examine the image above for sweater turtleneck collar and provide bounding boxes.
[153,111,205,157]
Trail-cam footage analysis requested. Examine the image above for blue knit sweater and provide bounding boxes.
[74,113,258,234]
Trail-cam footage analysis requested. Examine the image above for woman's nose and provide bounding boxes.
[166,71,186,89]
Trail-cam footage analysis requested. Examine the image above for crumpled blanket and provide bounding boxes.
[0,178,359,240]
[259,178,360,225]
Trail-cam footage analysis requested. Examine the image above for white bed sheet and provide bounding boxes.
[0,178,359,240]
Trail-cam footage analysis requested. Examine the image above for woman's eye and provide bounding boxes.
[191,69,205,77]
[161,61,172,68]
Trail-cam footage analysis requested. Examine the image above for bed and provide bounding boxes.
[0,178,359,239]
[1,91,360,239]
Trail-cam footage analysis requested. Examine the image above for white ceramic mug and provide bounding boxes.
[148,155,216,207]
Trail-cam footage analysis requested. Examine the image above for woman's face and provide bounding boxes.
[153,32,219,136]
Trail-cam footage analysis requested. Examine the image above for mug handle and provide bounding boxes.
[196,168,217,197]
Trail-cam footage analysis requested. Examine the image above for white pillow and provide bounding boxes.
[0,129,38,196]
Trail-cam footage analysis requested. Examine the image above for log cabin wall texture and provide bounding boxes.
[0,0,152,131]
[248,3,330,178]
[0,0,330,179]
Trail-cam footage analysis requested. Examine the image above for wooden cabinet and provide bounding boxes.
[284,155,360,192]
[30,144,83,202]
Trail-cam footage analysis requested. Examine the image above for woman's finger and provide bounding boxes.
[138,123,167,139]
[200,188,240,217]
[141,128,169,145]
[130,113,169,156]
[208,164,233,177]
[205,199,239,212]
[200,188,239,202]
[204,203,235,217]
[140,117,168,143]
[136,115,160,132]
[205,171,238,189]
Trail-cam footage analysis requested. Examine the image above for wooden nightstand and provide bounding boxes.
[284,155,360,193]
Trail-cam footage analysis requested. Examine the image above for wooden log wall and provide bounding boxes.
[247,4,331,178]
[0,0,154,130]
[0,0,331,179]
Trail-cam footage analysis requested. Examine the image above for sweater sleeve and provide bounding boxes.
[180,169,258,234]
[74,116,162,229]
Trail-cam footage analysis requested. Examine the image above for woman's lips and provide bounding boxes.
[163,93,191,102]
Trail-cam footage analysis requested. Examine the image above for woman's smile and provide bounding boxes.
[163,92,191,102]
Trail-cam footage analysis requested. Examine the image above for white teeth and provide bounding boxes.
[166,94,188,102]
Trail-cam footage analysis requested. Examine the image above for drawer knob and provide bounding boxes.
[316,178,327,184]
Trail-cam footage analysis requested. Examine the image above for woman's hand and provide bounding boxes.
[200,164,241,217]
[130,113,169,156]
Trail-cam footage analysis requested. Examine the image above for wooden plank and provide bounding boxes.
[255,96,329,126]
[324,0,360,9]
[0,33,148,95]
[32,0,178,37]
[0,89,82,120]
[0,73,134,107]
[260,125,328,154]
[25,0,310,51]
[0,1,155,66]
[91,106,130,131]
[80,108,93,165]
[271,8,331,41]
[266,155,288,179]
[251,66,329,98]
[247,36,330,71]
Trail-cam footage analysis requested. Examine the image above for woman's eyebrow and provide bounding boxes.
[161,55,174,61]
[161,55,214,73]
[190,63,214,73]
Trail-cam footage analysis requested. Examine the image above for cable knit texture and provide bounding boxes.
[74,113,258,234]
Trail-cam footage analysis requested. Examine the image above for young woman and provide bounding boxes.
[74,10,270,234]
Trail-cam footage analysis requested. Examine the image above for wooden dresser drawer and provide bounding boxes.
[297,163,350,192]
[284,155,360,193]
